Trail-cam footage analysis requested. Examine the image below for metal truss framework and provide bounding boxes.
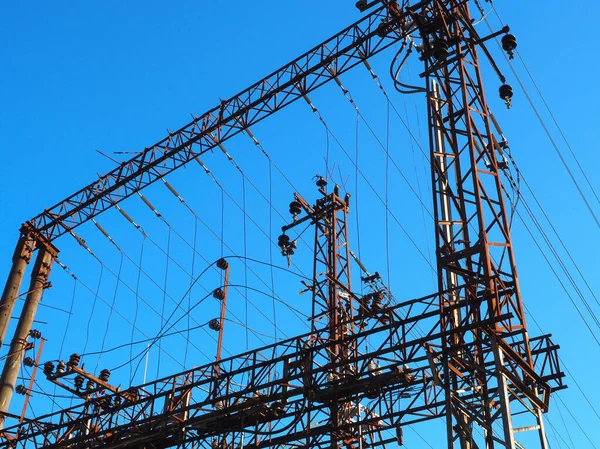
[0,0,568,448]
[0,289,564,449]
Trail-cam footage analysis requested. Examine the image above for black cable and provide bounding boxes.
[58,278,77,359]
[130,238,145,384]
[482,15,600,231]
[82,264,103,355]
[157,227,171,378]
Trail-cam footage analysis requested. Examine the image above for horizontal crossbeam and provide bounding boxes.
[26,3,422,242]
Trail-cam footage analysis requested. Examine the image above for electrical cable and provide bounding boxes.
[490,8,600,212]
[130,236,145,384]
[302,95,436,273]
[57,271,77,360]
[184,216,198,369]
[556,395,597,449]
[162,177,307,336]
[82,264,103,355]
[481,14,600,231]
[53,259,187,371]
[157,227,171,378]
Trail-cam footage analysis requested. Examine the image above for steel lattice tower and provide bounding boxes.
[0,1,565,448]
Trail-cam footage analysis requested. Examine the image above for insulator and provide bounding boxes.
[368,360,378,372]
[499,84,514,108]
[213,288,225,300]
[15,385,27,396]
[271,401,285,417]
[277,234,290,247]
[208,318,221,331]
[396,426,404,445]
[28,329,42,339]
[432,39,449,61]
[356,0,367,11]
[376,21,390,38]
[499,84,513,100]
[216,258,229,270]
[23,357,35,367]
[67,353,81,369]
[74,374,84,390]
[316,176,327,189]
[99,369,111,383]
[365,387,379,399]
[56,360,65,374]
[86,380,95,391]
[43,361,54,376]
[113,395,122,406]
[214,400,223,410]
[501,33,517,59]
[289,201,301,216]
[371,295,382,313]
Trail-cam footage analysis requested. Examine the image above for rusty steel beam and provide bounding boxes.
[421,0,551,447]
[25,3,425,242]
[0,287,563,448]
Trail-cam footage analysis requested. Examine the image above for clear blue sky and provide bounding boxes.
[1,1,599,447]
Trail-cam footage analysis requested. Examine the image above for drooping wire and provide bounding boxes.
[242,176,249,351]
[157,227,171,378]
[97,253,124,370]
[354,109,362,288]
[502,163,600,335]
[556,395,598,449]
[385,101,391,289]
[184,216,198,368]
[268,157,278,349]
[53,258,188,371]
[480,13,600,231]
[82,264,103,355]
[58,269,77,359]
[129,236,145,384]
[302,94,435,273]
[522,301,600,424]
[92,218,214,359]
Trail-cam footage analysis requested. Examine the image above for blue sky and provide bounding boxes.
[1,1,600,447]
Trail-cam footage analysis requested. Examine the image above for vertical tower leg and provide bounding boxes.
[0,228,35,348]
[0,245,54,428]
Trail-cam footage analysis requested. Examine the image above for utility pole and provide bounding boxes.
[0,226,36,349]
[0,240,56,427]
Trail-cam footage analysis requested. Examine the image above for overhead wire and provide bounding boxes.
[57,265,77,360]
[480,11,600,230]
[301,92,436,273]
[86,222,211,362]
[489,7,600,213]
[57,240,206,371]
[157,226,171,378]
[501,168,600,343]
[82,263,103,355]
[130,236,146,384]
[164,167,308,335]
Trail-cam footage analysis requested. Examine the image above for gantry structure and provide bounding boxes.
[0,1,566,448]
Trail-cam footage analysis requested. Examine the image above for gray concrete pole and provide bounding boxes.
[0,246,54,428]
[0,230,35,348]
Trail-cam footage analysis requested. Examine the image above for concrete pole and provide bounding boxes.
[0,246,54,428]
[0,229,35,348]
